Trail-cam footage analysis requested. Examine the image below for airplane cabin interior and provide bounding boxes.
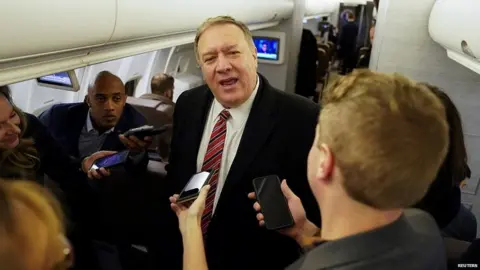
[0,0,479,269]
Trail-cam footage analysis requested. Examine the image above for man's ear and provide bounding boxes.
[317,144,334,181]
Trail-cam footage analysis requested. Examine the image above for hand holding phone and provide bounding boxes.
[176,171,214,204]
[252,175,295,230]
[89,150,130,171]
[123,125,170,138]
[249,179,313,243]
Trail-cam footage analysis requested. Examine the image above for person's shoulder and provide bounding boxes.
[23,113,44,138]
[49,102,83,112]
[269,86,320,115]
[175,84,210,108]
[404,208,439,230]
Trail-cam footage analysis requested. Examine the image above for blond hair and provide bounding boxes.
[318,69,449,209]
[0,180,69,270]
[194,15,255,62]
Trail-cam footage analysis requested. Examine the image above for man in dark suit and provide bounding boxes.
[39,71,150,160]
[295,29,318,99]
[38,70,152,270]
[158,15,321,270]
[339,11,359,74]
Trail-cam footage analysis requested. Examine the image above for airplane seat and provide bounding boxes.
[318,44,331,60]
[32,102,58,117]
[126,96,172,162]
[317,49,329,82]
[316,48,330,103]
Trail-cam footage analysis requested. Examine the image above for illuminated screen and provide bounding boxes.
[94,150,129,168]
[253,36,280,61]
[36,72,73,88]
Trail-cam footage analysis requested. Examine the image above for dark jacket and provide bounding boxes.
[295,29,319,98]
[339,21,358,57]
[157,73,321,270]
[286,209,446,270]
[414,164,468,229]
[38,102,147,158]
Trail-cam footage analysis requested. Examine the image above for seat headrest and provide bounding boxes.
[127,96,161,109]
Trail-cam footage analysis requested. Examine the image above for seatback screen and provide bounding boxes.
[254,36,280,61]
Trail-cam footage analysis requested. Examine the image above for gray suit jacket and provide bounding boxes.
[286,209,447,270]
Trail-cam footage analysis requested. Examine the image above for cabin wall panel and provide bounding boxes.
[371,0,480,235]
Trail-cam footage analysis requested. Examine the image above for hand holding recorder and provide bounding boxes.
[119,125,170,152]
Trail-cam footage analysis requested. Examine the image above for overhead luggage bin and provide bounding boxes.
[304,0,339,20]
[340,0,367,5]
[0,0,294,85]
[429,0,480,75]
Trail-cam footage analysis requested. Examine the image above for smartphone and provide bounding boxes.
[123,125,170,138]
[252,175,294,230]
[90,150,130,170]
[177,171,214,204]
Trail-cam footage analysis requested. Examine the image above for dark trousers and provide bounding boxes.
[340,54,357,75]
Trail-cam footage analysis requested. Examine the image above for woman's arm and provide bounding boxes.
[182,218,208,270]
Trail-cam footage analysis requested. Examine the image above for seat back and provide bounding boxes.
[317,48,329,81]
[126,97,173,161]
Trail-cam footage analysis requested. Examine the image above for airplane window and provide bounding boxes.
[125,78,140,97]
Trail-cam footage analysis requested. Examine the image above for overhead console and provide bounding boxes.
[0,0,294,85]
[304,0,339,19]
[429,0,480,75]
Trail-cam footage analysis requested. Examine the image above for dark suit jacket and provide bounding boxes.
[339,21,358,57]
[295,29,319,98]
[161,74,321,270]
[38,102,147,158]
[286,209,447,270]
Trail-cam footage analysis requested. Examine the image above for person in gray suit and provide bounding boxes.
[170,69,450,270]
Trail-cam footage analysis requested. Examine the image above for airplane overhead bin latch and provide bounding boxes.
[461,40,477,59]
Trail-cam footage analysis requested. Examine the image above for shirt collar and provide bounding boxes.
[212,75,259,130]
[86,110,115,134]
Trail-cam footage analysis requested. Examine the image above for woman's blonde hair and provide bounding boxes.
[0,86,40,179]
[0,179,70,270]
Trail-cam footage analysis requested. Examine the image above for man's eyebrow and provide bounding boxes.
[202,45,239,58]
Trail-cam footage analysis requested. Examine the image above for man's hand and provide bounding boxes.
[81,151,116,179]
[119,135,153,152]
[248,180,317,243]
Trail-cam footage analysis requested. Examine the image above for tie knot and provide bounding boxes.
[219,110,230,121]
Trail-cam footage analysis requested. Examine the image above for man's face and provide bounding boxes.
[87,76,126,130]
[262,44,267,52]
[197,23,258,108]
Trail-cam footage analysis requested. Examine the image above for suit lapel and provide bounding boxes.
[186,88,214,174]
[218,75,278,205]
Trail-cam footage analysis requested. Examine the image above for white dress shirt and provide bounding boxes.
[196,76,259,212]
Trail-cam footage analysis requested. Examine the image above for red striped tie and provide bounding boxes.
[201,109,230,236]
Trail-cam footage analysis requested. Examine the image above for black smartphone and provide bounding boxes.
[123,125,170,138]
[90,150,130,170]
[177,171,214,204]
[252,175,294,230]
